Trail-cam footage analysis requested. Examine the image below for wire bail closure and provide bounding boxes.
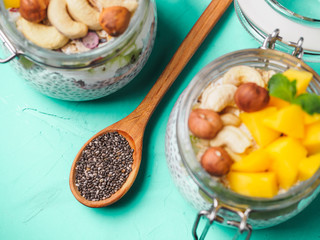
[192,198,252,240]
[260,28,304,59]
[0,28,18,63]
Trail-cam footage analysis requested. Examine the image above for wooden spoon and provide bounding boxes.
[69,0,233,207]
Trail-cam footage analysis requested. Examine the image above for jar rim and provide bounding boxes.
[0,0,150,68]
[176,48,320,210]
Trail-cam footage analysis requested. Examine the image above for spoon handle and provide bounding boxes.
[132,0,232,124]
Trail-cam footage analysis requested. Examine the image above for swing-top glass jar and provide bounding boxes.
[165,30,320,239]
[0,0,156,101]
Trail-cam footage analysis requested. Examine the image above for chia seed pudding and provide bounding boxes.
[75,132,134,201]
[0,0,157,101]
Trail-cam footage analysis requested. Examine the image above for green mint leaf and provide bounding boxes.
[292,93,320,114]
[268,73,297,102]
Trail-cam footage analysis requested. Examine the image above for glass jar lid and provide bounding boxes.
[235,0,320,62]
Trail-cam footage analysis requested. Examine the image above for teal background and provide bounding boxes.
[1,0,320,239]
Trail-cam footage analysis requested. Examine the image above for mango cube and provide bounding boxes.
[240,107,281,147]
[303,122,320,154]
[304,112,320,125]
[268,96,290,109]
[298,153,320,181]
[283,69,313,95]
[266,137,307,190]
[4,0,20,8]
[263,104,305,139]
[227,172,278,198]
[231,149,271,172]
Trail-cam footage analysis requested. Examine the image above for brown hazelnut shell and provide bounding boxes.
[200,147,232,176]
[99,6,132,37]
[188,108,223,139]
[234,82,270,112]
[20,0,49,23]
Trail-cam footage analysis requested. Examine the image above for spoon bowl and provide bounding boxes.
[69,0,233,207]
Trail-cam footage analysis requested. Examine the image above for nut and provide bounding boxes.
[99,6,132,37]
[200,147,232,176]
[222,65,265,87]
[200,83,238,112]
[209,125,252,154]
[220,113,241,126]
[96,0,139,12]
[48,0,88,39]
[234,82,270,112]
[188,108,223,139]
[20,0,49,23]
[16,17,69,49]
[66,0,102,30]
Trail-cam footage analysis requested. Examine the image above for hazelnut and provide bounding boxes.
[99,6,131,37]
[234,82,270,112]
[188,108,223,139]
[200,147,232,176]
[20,0,49,23]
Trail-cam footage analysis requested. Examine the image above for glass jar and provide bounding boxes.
[235,0,320,62]
[165,31,320,239]
[0,0,157,101]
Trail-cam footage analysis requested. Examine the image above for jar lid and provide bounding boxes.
[236,0,320,62]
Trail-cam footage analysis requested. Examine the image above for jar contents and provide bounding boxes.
[75,132,134,201]
[188,66,320,198]
[6,0,139,53]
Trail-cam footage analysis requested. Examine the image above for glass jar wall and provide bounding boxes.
[0,0,157,101]
[165,48,320,236]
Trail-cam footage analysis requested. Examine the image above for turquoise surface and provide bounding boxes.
[1,0,320,239]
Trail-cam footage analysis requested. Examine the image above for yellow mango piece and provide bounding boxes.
[298,153,320,181]
[304,112,320,125]
[240,107,281,147]
[231,149,271,172]
[266,137,307,190]
[303,122,320,154]
[4,0,20,8]
[263,104,305,139]
[283,69,313,95]
[267,96,290,109]
[228,172,278,198]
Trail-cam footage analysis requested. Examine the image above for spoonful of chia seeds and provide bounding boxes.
[69,0,232,207]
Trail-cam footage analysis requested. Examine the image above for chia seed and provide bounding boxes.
[75,132,134,201]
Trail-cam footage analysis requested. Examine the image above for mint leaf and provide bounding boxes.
[292,93,320,114]
[268,73,297,102]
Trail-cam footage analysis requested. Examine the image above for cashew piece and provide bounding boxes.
[66,0,102,30]
[48,0,88,39]
[257,69,276,86]
[222,66,265,87]
[16,17,69,49]
[209,126,252,154]
[96,0,138,12]
[220,113,241,126]
[224,147,243,162]
[200,83,237,112]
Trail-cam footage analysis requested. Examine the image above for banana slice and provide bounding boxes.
[222,66,265,87]
[48,0,88,39]
[66,0,102,30]
[16,17,69,49]
[96,0,138,12]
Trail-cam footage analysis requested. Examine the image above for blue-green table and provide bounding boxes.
[1,1,320,239]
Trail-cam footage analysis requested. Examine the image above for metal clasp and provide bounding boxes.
[260,29,304,59]
[192,198,252,240]
[0,28,18,63]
